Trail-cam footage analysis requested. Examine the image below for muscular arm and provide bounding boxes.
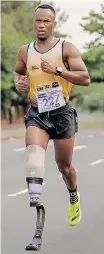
[61,42,90,86]
[14,45,28,85]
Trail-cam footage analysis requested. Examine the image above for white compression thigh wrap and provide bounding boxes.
[26,145,45,178]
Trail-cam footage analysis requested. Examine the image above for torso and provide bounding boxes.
[22,38,73,111]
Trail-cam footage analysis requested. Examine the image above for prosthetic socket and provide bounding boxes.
[26,145,45,205]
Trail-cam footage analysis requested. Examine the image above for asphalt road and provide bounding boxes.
[1,129,104,254]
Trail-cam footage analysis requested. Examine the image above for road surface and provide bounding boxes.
[1,129,104,254]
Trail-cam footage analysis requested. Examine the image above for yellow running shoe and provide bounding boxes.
[68,192,81,226]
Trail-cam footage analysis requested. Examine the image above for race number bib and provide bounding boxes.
[36,82,66,113]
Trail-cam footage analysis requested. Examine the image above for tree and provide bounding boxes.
[80,4,104,47]
[81,4,104,82]
[82,46,104,82]
[70,4,104,112]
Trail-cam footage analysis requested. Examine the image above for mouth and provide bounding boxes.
[38,31,46,34]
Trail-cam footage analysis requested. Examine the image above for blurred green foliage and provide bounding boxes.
[71,4,104,112]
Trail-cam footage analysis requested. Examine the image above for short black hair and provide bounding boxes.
[35,4,56,15]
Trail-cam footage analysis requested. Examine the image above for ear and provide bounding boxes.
[33,16,35,29]
[54,20,57,27]
[33,23,35,29]
[54,20,57,31]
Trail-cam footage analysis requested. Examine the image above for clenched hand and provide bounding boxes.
[16,75,28,93]
[40,58,56,75]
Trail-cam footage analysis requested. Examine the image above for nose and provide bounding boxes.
[39,21,45,28]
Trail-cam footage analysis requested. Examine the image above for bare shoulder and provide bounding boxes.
[63,41,81,58]
[18,44,29,63]
[19,44,29,53]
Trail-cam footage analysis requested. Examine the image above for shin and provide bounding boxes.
[57,161,77,191]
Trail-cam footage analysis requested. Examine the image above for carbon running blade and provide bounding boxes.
[25,237,42,251]
[25,203,45,251]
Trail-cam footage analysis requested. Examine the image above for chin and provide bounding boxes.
[37,35,47,41]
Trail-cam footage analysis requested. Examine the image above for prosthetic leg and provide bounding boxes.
[25,201,45,251]
[25,145,46,251]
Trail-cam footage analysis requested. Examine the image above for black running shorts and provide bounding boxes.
[24,103,78,139]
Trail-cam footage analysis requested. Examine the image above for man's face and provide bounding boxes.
[33,8,56,40]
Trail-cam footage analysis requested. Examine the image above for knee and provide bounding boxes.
[56,160,74,176]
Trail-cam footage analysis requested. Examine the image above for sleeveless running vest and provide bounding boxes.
[27,39,73,104]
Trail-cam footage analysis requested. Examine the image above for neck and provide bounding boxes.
[36,36,54,46]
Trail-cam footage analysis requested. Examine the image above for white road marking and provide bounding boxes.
[8,189,28,197]
[74,145,87,151]
[14,144,86,153]
[14,141,53,152]
[88,134,94,138]
[8,183,46,197]
[89,159,104,166]
[14,147,26,152]
[9,137,15,140]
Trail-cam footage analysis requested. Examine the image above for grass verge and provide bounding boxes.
[79,121,104,130]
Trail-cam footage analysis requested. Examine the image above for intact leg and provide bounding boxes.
[54,136,76,191]
[54,136,81,226]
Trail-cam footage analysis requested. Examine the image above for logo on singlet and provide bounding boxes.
[32,65,39,70]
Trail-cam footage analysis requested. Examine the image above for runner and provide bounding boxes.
[14,4,90,250]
